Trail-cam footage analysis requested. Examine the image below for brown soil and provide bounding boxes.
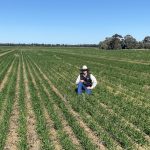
[0,59,16,123]
[22,56,41,150]
[28,56,150,149]
[42,83,82,149]
[54,104,82,149]
[4,59,20,150]
[0,59,15,92]
[0,50,15,57]
[52,68,123,149]
[26,61,62,150]
[32,60,106,150]
[88,55,150,65]
[29,58,82,149]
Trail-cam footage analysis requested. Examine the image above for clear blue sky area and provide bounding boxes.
[0,0,150,44]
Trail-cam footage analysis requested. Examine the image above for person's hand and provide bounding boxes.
[80,80,84,83]
[87,87,92,89]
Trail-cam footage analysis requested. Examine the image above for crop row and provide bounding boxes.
[23,49,150,149]
[25,50,150,137]
[0,56,19,149]
[23,50,102,149]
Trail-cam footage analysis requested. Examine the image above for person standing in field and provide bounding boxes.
[76,65,97,94]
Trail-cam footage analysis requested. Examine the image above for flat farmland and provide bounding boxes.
[0,46,150,150]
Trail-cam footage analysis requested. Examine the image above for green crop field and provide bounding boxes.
[0,46,150,150]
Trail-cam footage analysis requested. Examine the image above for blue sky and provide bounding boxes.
[0,0,150,44]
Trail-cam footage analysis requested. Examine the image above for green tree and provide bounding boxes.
[124,35,137,49]
[143,36,150,49]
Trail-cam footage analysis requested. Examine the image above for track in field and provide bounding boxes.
[0,47,150,150]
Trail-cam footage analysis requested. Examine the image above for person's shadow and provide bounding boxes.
[74,88,85,93]
[75,88,78,93]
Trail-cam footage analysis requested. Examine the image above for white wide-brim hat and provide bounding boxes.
[81,65,88,70]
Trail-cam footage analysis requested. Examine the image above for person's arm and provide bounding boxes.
[76,75,80,84]
[90,74,97,89]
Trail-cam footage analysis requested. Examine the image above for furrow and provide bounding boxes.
[0,59,15,92]
[0,50,15,57]
[0,59,16,122]
[30,59,106,150]
[26,59,62,150]
[4,56,20,150]
[44,61,150,144]
[53,95,82,149]
[22,54,41,150]
[48,65,149,148]
[27,57,84,150]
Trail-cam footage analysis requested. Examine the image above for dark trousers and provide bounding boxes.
[77,82,92,94]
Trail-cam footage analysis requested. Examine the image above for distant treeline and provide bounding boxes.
[99,34,150,50]
[1,34,150,50]
[0,43,98,47]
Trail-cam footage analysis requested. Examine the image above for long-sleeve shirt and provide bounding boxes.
[76,74,97,89]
